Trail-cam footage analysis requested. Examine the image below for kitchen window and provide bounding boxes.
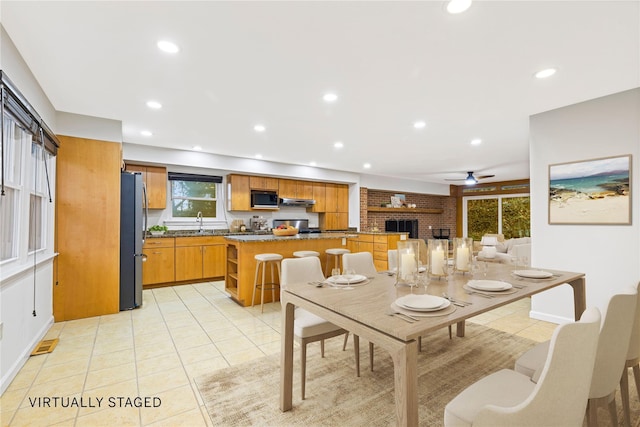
[169,173,222,218]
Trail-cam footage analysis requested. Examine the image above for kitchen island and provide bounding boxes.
[224,233,352,307]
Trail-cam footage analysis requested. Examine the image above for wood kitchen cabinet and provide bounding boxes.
[279,179,313,199]
[227,174,251,211]
[143,237,175,286]
[346,233,407,271]
[249,176,279,191]
[309,182,326,212]
[175,236,226,281]
[320,183,349,230]
[124,163,167,209]
[347,233,374,254]
[321,212,349,230]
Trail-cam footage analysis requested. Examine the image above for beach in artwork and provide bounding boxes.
[549,156,630,224]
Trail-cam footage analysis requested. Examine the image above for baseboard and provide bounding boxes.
[0,315,54,395]
[529,310,572,325]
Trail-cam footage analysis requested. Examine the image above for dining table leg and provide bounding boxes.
[456,320,465,337]
[389,339,419,426]
[280,299,295,412]
[567,277,587,321]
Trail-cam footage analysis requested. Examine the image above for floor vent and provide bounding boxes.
[31,338,59,356]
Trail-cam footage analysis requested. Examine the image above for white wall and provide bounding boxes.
[529,88,640,323]
[56,111,122,143]
[0,25,57,394]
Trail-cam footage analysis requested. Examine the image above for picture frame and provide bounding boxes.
[549,154,631,225]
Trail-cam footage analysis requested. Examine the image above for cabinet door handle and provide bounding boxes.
[153,251,162,254]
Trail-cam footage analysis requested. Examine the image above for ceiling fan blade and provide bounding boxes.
[444,178,467,181]
[476,174,496,179]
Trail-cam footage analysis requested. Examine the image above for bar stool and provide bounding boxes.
[293,250,320,258]
[252,253,283,313]
[324,248,350,276]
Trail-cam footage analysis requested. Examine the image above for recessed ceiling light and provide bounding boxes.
[363,163,372,169]
[470,138,482,146]
[157,40,179,54]
[534,68,557,79]
[413,121,427,129]
[334,141,344,149]
[447,0,472,14]
[140,130,153,137]
[323,93,338,103]
[254,124,266,132]
[146,100,162,109]
[192,145,202,151]
[255,154,263,159]
[309,161,317,167]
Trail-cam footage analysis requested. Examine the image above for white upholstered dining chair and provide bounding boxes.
[514,286,638,427]
[621,282,640,427]
[387,249,398,271]
[280,256,358,400]
[444,307,602,427]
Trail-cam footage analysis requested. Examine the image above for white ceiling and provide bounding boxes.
[2,1,639,185]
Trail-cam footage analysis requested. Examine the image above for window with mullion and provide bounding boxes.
[171,180,218,218]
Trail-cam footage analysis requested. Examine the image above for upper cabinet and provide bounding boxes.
[309,182,326,213]
[125,163,167,209]
[249,176,279,191]
[279,179,313,199]
[325,183,349,213]
[227,174,251,211]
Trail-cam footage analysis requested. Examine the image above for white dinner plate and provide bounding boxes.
[467,280,513,291]
[328,274,367,285]
[513,269,553,279]
[395,295,450,312]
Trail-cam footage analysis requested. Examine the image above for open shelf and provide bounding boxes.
[367,207,443,214]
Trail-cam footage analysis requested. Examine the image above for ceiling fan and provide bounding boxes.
[445,171,496,185]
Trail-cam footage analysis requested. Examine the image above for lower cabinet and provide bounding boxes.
[347,233,407,271]
[175,236,226,282]
[143,236,226,287]
[143,238,176,285]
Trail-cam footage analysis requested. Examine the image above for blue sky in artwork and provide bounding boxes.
[550,156,629,180]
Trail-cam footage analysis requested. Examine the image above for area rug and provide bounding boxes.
[195,324,640,426]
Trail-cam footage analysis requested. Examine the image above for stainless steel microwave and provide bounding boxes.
[251,190,279,209]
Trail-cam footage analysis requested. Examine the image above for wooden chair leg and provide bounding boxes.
[633,364,640,397]
[301,342,307,400]
[354,335,360,377]
[448,325,452,339]
[608,395,619,427]
[251,261,261,307]
[260,260,266,313]
[320,339,325,357]
[418,336,422,352]
[587,399,598,427]
[342,332,349,351]
[621,368,632,427]
[369,342,374,371]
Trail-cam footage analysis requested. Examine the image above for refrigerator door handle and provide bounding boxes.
[142,183,149,243]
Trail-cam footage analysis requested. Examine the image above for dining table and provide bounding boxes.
[279,261,586,426]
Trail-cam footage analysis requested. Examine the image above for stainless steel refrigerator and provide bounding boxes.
[120,171,147,310]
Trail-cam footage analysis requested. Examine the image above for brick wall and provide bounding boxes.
[360,188,457,240]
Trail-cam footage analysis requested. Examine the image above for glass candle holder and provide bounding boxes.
[395,240,420,285]
[454,237,473,273]
[427,239,448,277]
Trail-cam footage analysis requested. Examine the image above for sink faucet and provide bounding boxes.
[196,211,204,233]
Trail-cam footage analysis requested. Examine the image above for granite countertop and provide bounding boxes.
[147,230,272,238]
[224,233,354,242]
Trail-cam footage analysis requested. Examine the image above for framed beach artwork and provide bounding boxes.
[549,154,631,225]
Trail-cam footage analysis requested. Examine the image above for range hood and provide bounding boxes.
[279,198,316,207]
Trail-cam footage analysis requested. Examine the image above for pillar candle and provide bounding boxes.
[400,252,417,280]
[431,248,445,275]
[456,246,470,271]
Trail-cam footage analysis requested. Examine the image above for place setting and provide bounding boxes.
[390,293,457,319]
[463,279,519,296]
[324,268,371,289]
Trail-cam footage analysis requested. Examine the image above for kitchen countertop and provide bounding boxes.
[224,233,354,242]
[147,229,357,238]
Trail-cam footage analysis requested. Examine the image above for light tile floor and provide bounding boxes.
[1,281,556,426]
